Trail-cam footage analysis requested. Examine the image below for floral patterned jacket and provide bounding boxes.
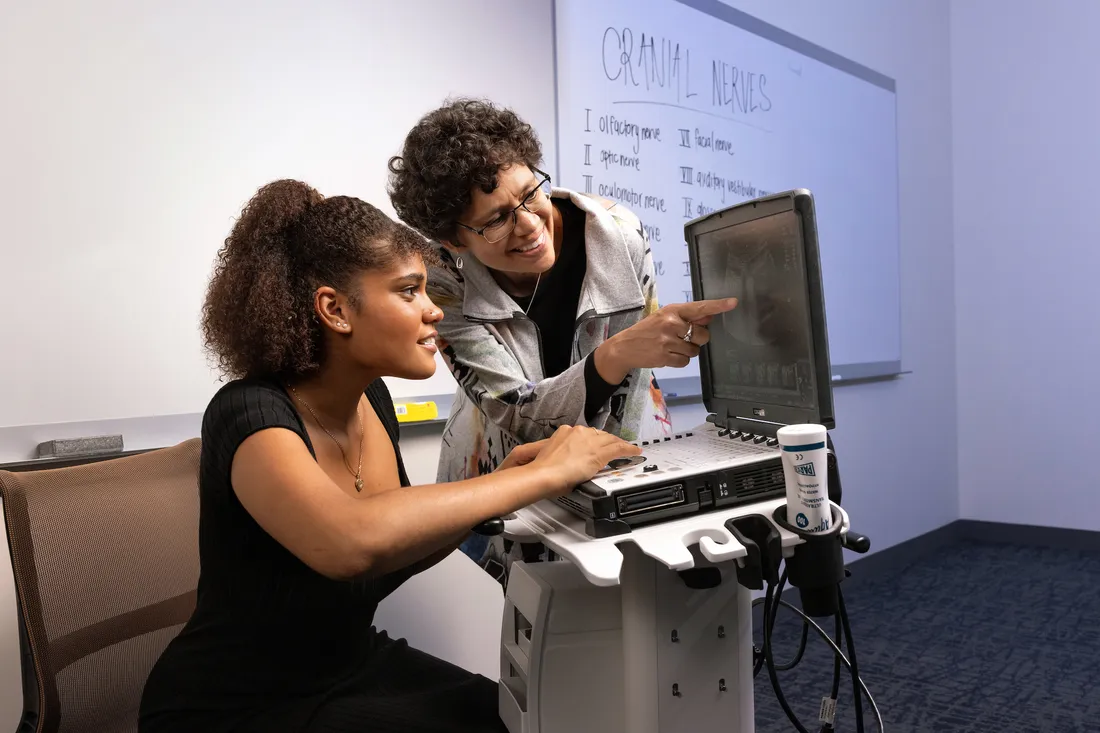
[427,187,674,486]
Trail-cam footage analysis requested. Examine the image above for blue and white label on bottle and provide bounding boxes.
[780,439,831,534]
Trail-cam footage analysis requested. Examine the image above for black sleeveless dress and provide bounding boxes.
[139,377,505,733]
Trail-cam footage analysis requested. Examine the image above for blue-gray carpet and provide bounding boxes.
[753,540,1100,732]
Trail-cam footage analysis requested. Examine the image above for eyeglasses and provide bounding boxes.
[457,170,552,244]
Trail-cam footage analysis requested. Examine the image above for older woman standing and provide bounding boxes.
[388,99,737,572]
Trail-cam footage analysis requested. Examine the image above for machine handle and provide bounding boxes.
[842,531,871,554]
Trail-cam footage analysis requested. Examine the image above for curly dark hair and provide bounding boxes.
[387,97,543,241]
[201,179,437,381]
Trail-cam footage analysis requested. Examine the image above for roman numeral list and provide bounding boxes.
[573,105,767,312]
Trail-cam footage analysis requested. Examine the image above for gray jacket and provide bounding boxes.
[427,188,674,483]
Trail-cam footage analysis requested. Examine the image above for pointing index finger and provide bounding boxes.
[672,297,739,322]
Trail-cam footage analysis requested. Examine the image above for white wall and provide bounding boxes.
[0,0,555,457]
[952,1,1100,530]
[716,1,959,552]
[700,0,961,553]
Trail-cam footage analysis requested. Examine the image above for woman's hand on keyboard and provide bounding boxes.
[529,426,642,495]
[495,439,550,472]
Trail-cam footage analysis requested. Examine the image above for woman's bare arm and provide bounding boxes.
[230,428,560,580]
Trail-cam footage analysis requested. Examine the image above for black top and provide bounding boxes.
[513,199,621,422]
[139,378,424,732]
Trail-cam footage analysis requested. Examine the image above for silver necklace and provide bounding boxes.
[289,386,364,492]
[523,272,542,316]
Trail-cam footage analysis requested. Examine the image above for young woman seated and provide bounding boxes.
[138,179,640,733]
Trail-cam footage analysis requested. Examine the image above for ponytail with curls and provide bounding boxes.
[201,179,436,381]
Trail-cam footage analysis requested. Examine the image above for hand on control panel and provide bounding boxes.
[604,455,647,472]
[473,426,641,535]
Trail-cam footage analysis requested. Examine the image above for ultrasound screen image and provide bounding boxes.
[695,210,818,411]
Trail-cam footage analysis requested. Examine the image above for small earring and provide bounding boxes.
[456,255,463,270]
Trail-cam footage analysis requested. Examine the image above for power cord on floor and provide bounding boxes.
[751,568,883,732]
[725,462,880,733]
[825,612,842,731]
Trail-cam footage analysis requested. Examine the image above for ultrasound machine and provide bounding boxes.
[493,190,878,733]
[558,190,834,541]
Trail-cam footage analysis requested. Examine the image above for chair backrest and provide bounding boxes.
[0,439,202,733]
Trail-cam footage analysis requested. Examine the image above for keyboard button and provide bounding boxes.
[718,428,729,437]
[643,464,659,473]
[740,433,754,442]
[766,438,778,447]
[753,435,768,444]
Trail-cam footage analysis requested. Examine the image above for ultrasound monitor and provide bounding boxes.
[551,190,835,538]
[685,189,835,433]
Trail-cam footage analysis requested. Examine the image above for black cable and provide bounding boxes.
[754,568,787,677]
[754,568,786,677]
[766,596,884,732]
[823,613,843,732]
[752,570,811,675]
[753,563,883,732]
[830,613,843,700]
[838,588,865,733]
[743,525,881,732]
[818,614,843,732]
[762,583,813,733]
[753,571,782,678]
[769,569,810,672]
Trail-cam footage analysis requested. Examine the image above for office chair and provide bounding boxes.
[0,439,201,733]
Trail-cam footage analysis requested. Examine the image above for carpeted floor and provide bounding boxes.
[753,540,1100,732]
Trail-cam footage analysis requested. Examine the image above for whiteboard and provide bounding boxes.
[0,0,556,446]
[553,0,903,394]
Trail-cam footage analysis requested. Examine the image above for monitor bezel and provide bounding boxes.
[684,189,836,434]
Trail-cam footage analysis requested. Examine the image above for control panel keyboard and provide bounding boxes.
[585,423,781,495]
[636,428,776,462]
